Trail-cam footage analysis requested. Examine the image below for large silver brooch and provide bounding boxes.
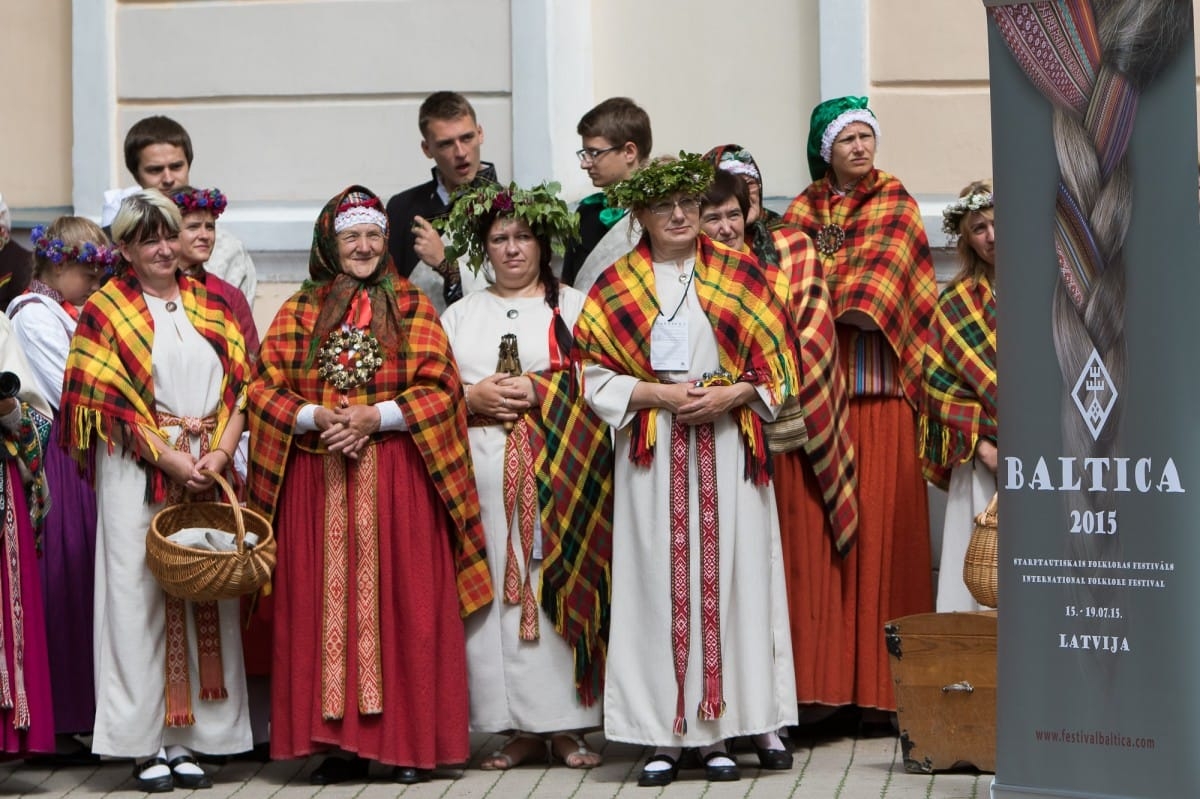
[815,223,845,256]
[317,328,384,391]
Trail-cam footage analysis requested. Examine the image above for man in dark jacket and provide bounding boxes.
[386,91,497,310]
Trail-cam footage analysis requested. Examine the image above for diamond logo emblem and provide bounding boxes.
[1071,349,1117,441]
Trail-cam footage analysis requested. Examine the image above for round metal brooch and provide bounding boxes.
[815,223,846,256]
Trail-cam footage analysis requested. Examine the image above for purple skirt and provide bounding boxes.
[39,419,98,734]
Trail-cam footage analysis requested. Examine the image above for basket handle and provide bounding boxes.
[200,468,247,553]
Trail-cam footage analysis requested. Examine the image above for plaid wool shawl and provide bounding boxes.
[770,225,860,555]
[784,169,937,409]
[576,236,798,485]
[529,369,613,706]
[247,276,491,616]
[919,276,996,490]
[59,271,247,501]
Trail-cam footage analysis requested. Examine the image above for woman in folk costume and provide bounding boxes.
[248,186,487,786]
[438,182,612,770]
[783,96,936,719]
[0,311,55,760]
[60,189,251,792]
[7,218,113,762]
[699,167,857,757]
[921,181,997,612]
[575,154,799,787]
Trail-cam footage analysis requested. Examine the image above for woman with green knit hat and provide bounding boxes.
[781,97,937,723]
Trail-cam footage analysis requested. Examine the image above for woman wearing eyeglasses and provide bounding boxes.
[575,154,799,786]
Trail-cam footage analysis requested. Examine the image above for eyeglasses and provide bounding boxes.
[647,198,702,216]
[576,145,620,164]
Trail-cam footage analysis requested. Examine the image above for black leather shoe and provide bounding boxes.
[132,757,175,793]
[391,766,432,784]
[309,756,369,785]
[637,753,679,787]
[703,750,741,782]
[754,744,793,770]
[168,755,212,790]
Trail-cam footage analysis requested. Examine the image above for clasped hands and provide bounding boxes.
[658,381,756,425]
[466,374,534,423]
[315,404,380,459]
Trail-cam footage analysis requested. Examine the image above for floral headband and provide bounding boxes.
[172,187,228,218]
[436,181,579,274]
[31,225,120,268]
[605,151,715,210]
[941,191,994,238]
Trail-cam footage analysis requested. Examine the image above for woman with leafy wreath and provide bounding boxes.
[247,186,488,786]
[438,181,613,770]
[575,154,799,786]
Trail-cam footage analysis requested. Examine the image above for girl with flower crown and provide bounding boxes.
[7,217,114,762]
[920,180,997,612]
[438,182,612,770]
[247,186,484,785]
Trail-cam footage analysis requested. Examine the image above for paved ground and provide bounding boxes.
[0,726,992,798]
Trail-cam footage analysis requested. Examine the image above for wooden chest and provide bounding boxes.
[884,611,997,774]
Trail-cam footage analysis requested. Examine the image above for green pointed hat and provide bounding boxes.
[806,96,881,181]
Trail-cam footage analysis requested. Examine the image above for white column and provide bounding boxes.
[818,0,869,100]
[72,0,119,220]
[509,0,595,201]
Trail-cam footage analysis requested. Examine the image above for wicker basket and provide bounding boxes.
[764,396,809,454]
[963,492,998,608]
[146,469,276,602]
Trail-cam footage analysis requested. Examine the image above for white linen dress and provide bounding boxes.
[584,260,797,746]
[91,294,251,757]
[441,286,601,733]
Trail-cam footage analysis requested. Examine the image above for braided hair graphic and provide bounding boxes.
[989,0,1191,604]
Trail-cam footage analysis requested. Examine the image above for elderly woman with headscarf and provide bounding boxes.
[782,96,936,724]
[438,181,612,770]
[248,186,488,786]
[60,189,251,791]
[575,153,799,786]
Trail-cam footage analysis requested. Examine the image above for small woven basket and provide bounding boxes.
[764,396,809,454]
[146,469,276,602]
[963,492,999,608]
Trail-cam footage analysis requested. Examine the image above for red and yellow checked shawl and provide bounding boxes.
[784,169,937,410]
[768,225,860,555]
[247,276,491,616]
[59,271,247,501]
[919,277,996,491]
[529,369,613,706]
[576,236,798,485]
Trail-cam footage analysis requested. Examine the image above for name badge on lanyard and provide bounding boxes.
[651,316,689,371]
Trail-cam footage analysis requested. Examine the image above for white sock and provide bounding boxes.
[165,745,204,775]
[643,746,681,772]
[140,748,170,780]
[699,744,734,768]
[753,731,785,751]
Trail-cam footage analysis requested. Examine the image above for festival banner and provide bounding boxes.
[982,1,1200,797]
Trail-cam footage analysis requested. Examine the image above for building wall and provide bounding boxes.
[0,1,73,218]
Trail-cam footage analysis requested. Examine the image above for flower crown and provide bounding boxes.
[941,191,994,238]
[30,225,120,268]
[605,151,715,209]
[171,188,228,218]
[436,181,579,274]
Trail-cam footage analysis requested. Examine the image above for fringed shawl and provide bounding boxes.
[575,236,798,486]
[784,169,937,410]
[59,271,247,502]
[919,277,997,490]
[247,275,492,616]
[530,369,613,706]
[770,225,860,555]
